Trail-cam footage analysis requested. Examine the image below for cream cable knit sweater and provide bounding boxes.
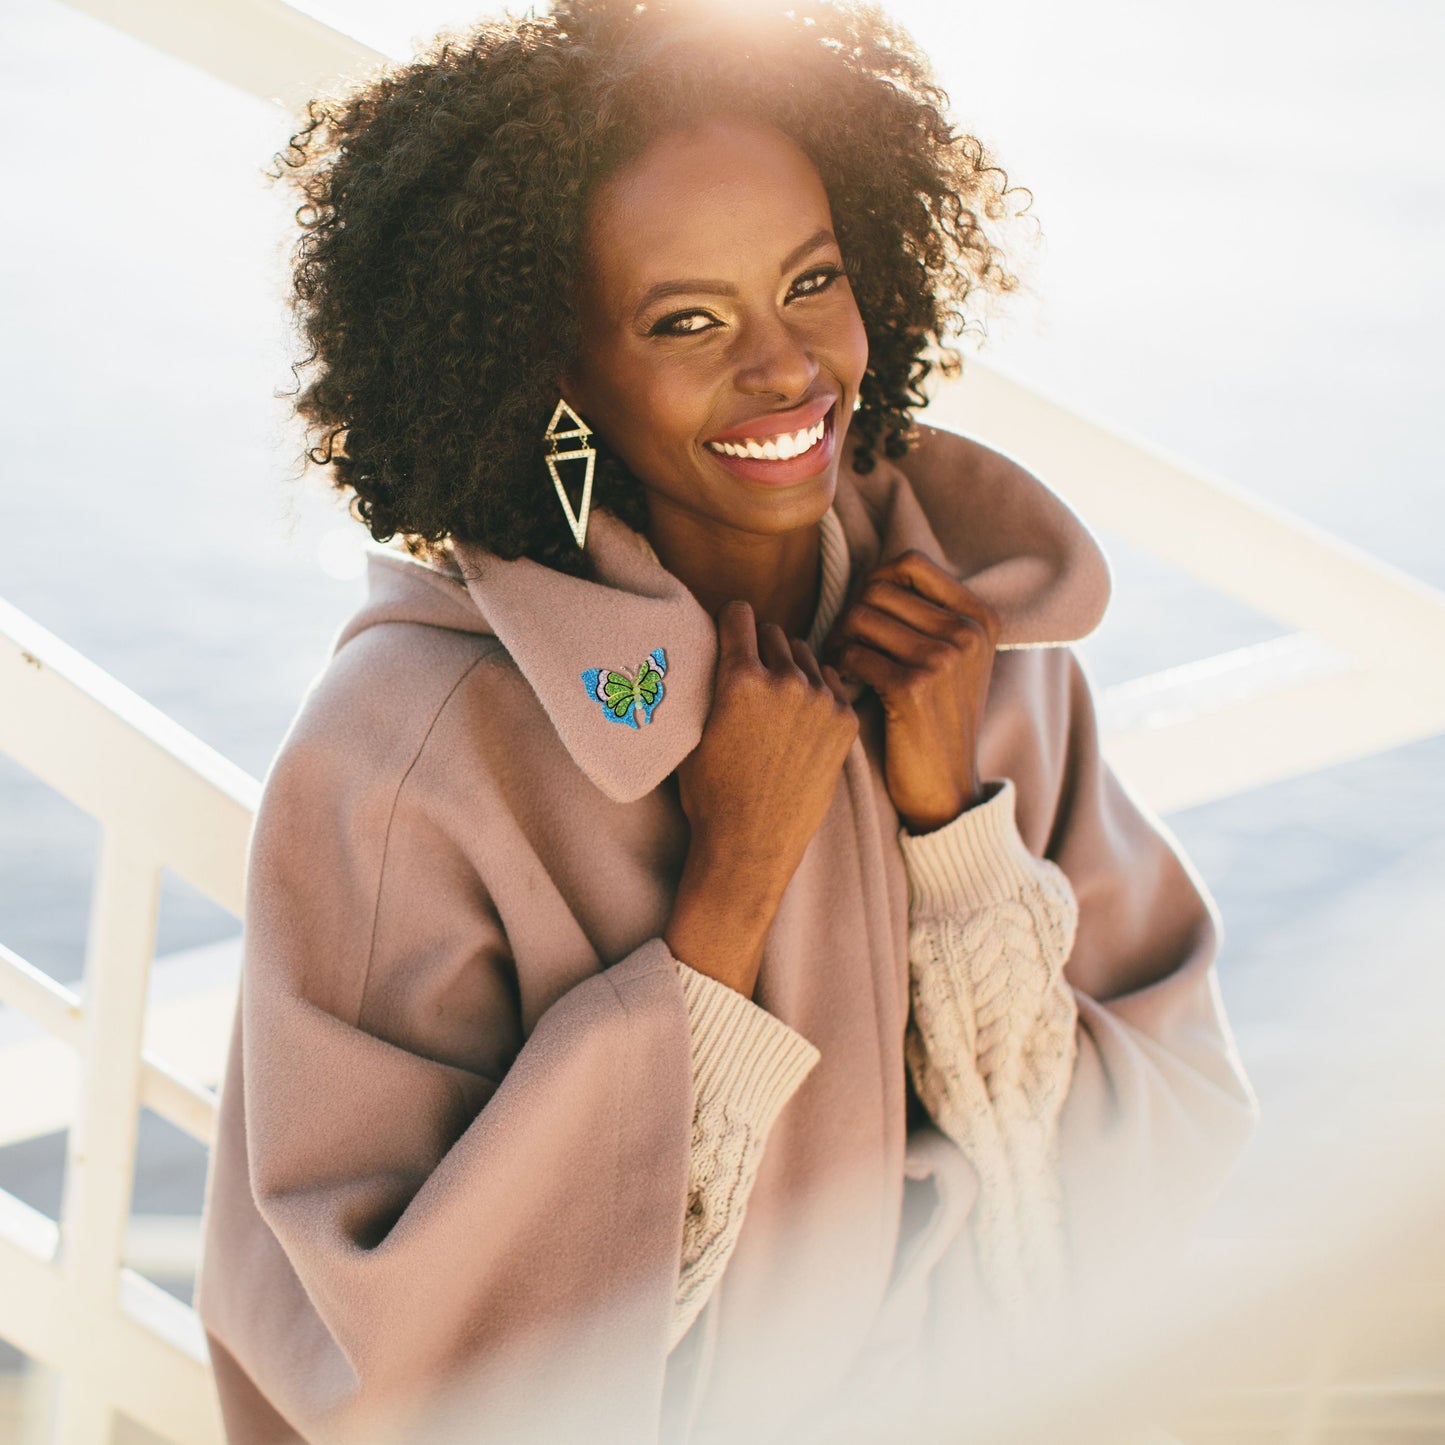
[898,777,1078,1325]
[667,510,1079,1349]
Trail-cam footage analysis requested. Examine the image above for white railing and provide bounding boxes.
[0,597,255,1445]
[0,2,1438,1441]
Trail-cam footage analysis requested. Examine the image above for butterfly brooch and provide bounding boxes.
[581,649,668,729]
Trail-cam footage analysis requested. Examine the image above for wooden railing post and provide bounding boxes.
[51,833,161,1445]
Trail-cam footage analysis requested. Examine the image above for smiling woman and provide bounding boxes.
[194,1,1257,1441]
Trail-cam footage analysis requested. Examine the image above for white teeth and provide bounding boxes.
[709,416,827,461]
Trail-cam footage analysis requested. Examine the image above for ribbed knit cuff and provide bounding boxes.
[897,777,1045,916]
[676,963,821,1133]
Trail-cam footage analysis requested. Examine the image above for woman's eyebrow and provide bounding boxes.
[779,227,836,273]
[632,228,839,318]
[634,276,739,314]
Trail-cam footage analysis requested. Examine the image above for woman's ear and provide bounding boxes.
[555,357,582,402]
[553,373,595,432]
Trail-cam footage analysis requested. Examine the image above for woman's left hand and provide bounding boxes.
[822,549,1001,834]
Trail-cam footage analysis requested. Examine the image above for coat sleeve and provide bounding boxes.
[196,663,823,1442]
[198,711,699,1444]
[896,644,1258,1318]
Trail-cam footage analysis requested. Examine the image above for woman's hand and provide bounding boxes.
[666,600,858,998]
[823,549,1000,835]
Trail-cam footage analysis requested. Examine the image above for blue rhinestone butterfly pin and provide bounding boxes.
[581,649,668,729]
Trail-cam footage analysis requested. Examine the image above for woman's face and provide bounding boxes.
[566,119,869,542]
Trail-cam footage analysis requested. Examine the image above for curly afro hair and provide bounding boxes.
[275,0,1030,574]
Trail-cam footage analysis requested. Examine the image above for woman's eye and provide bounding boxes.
[650,310,719,337]
[789,265,843,299]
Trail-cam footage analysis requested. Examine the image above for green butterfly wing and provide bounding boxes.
[600,670,639,718]
[635,658,663,707]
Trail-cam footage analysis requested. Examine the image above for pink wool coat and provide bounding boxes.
[195,432,1257,1443]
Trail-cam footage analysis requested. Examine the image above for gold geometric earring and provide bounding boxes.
[544,398,596,549]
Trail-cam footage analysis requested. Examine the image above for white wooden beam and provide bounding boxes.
[0,940,231,1149]
[929,362,1445,680]
[55,0,387,108]
[0,599,256,917]
[0,1215,220,1444]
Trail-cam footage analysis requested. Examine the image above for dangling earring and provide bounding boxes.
[544,398,596,549]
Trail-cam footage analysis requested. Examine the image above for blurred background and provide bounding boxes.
[1,0,1442,1439]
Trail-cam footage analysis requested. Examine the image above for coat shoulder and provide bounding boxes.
[261,621,510,811]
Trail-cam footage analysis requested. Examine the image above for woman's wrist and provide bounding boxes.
[664,835,785,997]
[898,773,986,836]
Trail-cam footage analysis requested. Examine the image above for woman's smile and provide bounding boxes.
[702,395,838,484]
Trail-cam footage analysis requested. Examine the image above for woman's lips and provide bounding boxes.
[702,401,837,485]
[705,393,835,444]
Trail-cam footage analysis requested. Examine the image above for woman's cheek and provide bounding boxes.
[837,302,870,387]
[649,368,716,451]
[604,375,703,485]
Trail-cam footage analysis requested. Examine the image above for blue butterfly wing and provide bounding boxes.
[635,655,666,725]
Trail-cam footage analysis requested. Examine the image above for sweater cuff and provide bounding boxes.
[676,963,821,1132]
[897,777,1045,916]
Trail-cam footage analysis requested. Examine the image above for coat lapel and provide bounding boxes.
[835,458,1111,651]
[449,515,717,805]
[405,452,1108,804]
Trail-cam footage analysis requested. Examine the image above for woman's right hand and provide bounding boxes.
[664,599,858,998]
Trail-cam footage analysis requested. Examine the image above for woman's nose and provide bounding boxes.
[734,314,820,401]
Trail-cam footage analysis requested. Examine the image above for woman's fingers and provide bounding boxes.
[789,637,826,686]
[715,605,852,716]
[717,599,761,667]
[834,637,915,703]
[820,662,850,707]
[823,559,998,676]
[860,577,969,640]
[719,605,835,690]
[831,598,939,668]
[814,553,999,834]
[869,549,1001,639]
[792,639,854,711]
[757,621,801,675]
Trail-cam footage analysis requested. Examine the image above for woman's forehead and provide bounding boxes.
[583,120,835,304]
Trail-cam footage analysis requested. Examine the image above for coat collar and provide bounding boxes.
[356,453,1110,804]
[449,513,718,805]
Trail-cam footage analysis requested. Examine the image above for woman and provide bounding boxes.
[195,1,1257,1440]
